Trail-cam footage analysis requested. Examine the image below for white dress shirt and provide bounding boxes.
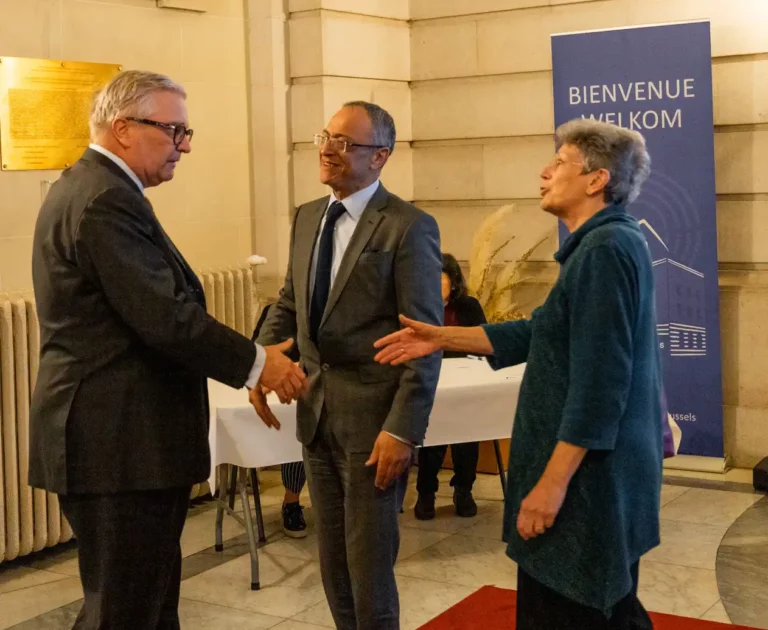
[89,143,266,387]
[309,180,410,445]
[309,179,380,300]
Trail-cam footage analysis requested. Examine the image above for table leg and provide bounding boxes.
[228,465,238,511]
[215,464,226,552]
[249,468,267,543]
[493,440,508,499]
[239,467,261,590]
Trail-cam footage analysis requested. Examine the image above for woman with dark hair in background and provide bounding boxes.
[414,253,487,520]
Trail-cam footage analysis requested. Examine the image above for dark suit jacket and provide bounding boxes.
[29,148,256,495]
[444,295,487,359]
[256,184,443,451]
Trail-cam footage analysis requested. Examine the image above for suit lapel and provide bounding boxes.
[320,185,388,328]
[296,197,329,325]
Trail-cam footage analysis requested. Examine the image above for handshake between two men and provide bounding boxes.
[252,338,306,416]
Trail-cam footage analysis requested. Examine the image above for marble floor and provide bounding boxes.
[1,469,766,630]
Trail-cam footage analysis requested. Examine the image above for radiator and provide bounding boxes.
[0,264,261,562]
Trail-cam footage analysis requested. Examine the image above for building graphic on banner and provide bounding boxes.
[640,220,707,359]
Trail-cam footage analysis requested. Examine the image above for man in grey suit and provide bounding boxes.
[29,70,305,629]
[254,102,443,629]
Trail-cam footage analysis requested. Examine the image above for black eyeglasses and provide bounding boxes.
[126,117,194,147]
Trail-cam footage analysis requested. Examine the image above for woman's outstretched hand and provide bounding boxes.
[373,315,443,365]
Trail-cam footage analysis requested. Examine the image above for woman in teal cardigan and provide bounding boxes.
[375,119,661,630]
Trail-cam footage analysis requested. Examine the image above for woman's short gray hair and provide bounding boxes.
[90,70,186,139]
[556,118,651,205]
[343,101,396,153]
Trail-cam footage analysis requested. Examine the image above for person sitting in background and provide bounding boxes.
[253,303,307,539]
[414,253,487,521]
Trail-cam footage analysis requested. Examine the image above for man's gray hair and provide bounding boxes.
[90,70,186,139]
[556,118,651,205]
[343,101,396,153]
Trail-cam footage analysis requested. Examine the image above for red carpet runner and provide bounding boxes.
[418,586,754,630]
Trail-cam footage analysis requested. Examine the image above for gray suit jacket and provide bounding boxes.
[257,184,443,452]
[29,149,256,495]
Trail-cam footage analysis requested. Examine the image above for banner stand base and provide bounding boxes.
[664,455,727,474]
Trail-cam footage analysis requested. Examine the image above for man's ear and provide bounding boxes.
[370,147,391,171]
[112,118,132,149]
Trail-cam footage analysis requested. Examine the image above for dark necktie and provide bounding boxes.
[310,201,347,342]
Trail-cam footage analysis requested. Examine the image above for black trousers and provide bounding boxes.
[60,487,191,630]
[416,441,479,494]
[516,562,653,630]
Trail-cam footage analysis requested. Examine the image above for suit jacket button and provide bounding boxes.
[321,363,330,371]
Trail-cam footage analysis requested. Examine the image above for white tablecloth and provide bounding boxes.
[208,358,525,469]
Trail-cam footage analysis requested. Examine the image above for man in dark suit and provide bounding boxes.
[254,102,443,629]
[29,70,305,630]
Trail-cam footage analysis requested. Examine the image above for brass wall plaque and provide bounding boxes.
[0,57,121,171]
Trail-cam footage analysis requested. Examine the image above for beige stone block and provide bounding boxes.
[421,201,556,262]
[0,0,62,59]
[290,0,409,21]
[182,82,252,222]
[292,147,327,206]
[412,144,485,200]
[0,237,33,293]
[321,12,410,81]
[723,404,768,469]
[719,286,768,409]
[411,20,478,81]
[411,0,604,20]
[483,137,553,199]
[382,144,414,201]
[179,14,246,85]
[715,129,768,195]
[412,0,543,21]
[61,1,184,79]
[477,2,628,76]
[716,199,768,263]
[249,0,286,21]
[412,73,553,140]
[170,219,249,270]
[288,11,323,78]
[291,80,327,143]
[412,0,768,80]
[0,170,61,239]
[629,0,768,59]
[713,59,768,126]
[249,14,287,88]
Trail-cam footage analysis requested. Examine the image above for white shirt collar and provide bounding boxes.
[89,143,144,193]
[328,179,380,220]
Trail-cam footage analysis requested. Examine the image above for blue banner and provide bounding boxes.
[551,22,723,458]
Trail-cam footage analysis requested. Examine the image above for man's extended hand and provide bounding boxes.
[517,475,567,541]
[365,431,413,490]
[259,339,306,403]
[249,386,281,430]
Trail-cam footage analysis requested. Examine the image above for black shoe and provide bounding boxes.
[453,488,477,518]
[282,502,308,538]
[414,492,436,521]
